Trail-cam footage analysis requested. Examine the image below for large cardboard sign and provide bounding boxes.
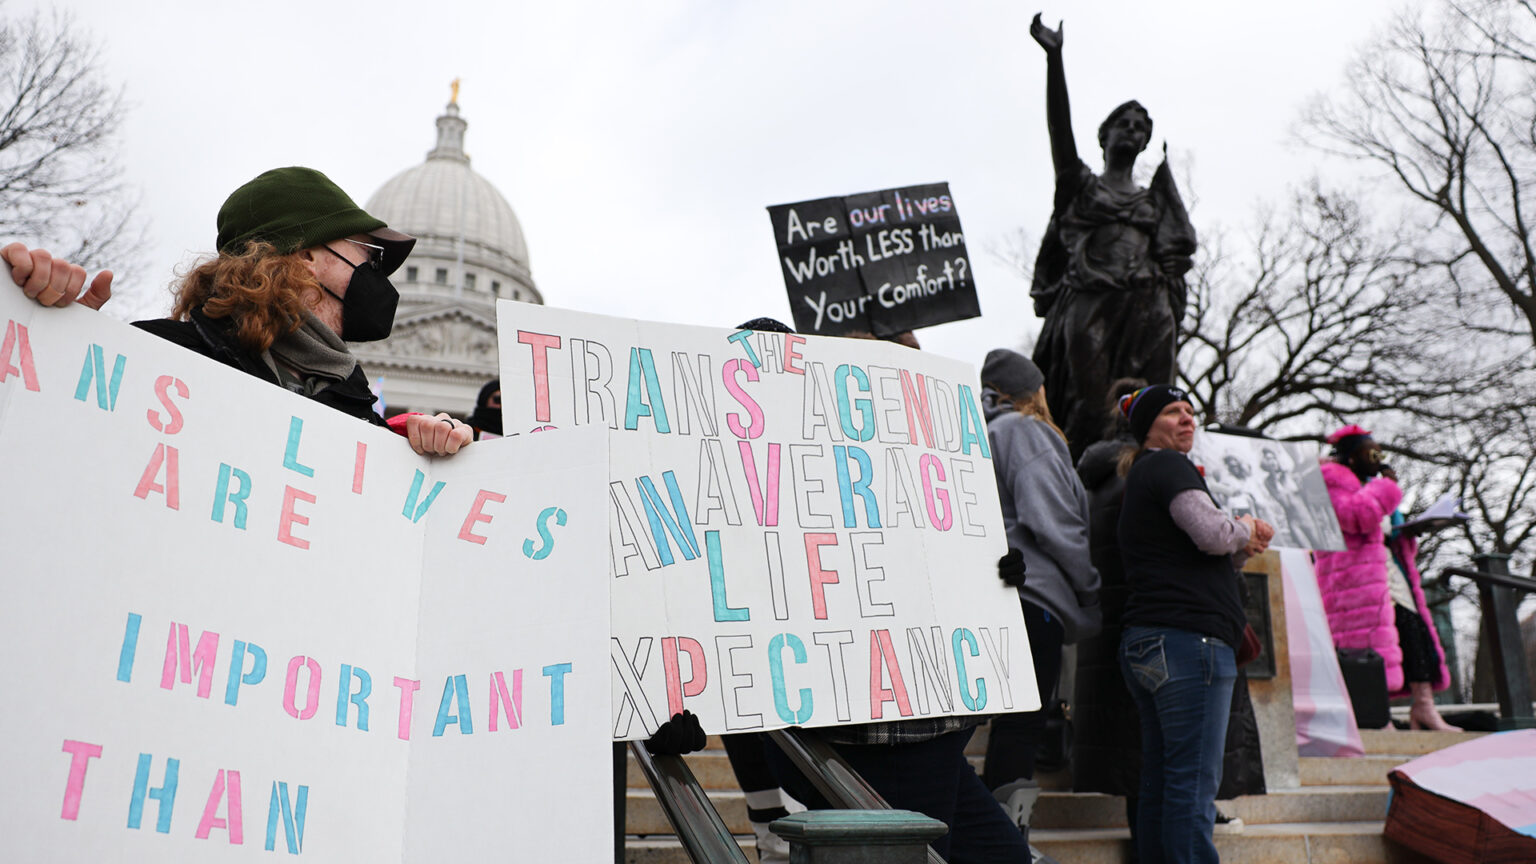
[497,302,1035,740]
[0,283,612,861]
[1192,431,1345,551]
[767,183,980,337]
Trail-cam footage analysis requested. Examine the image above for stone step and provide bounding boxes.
[625,749,997,790]
[616,722,1480,863]
[1358,728,1486,756]
[626,837,770,864]
[1032,786,1389,830]
[1031,821,1421,864]
[628,788,749,837]
[626,785,1392,837]
[626,751,741,790]
[1300,755,1407,787]
[625,821,1416,864]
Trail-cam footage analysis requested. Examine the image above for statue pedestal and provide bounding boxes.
[1242,550,1301,789]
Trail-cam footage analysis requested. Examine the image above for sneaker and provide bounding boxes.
[1029,844,1064,864]
[992,778,1041,831]
[1213,811,1245,835]
[751,821,791,864]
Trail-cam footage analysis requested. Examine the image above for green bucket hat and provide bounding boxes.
[215,167,414,275]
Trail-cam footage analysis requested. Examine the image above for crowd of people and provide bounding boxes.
[5,162,1453,864]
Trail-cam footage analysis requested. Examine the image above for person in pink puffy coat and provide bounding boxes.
[1314,425,1454,730]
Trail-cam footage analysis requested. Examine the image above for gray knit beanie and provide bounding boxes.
[981,348,1044,398]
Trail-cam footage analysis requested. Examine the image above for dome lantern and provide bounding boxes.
[427,102,469,165]
[364,92,536,301]
[351,88,542,420]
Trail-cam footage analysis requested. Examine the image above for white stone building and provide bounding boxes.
[353,98,541,417]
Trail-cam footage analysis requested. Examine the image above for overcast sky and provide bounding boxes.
[42,0,1403,370]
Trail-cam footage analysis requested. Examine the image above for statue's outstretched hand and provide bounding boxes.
[1030,13,1063,53]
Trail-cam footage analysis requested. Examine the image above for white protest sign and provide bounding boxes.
[496,302,1036,740]
[0,282,612,862]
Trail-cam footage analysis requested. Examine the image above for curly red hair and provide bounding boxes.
[172,241,323,354]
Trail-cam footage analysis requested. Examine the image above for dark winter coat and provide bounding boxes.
[1070,438,1143,796]
[133,307,386,426]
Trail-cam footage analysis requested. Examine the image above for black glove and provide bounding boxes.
[645,710,707,756]
[998,548,1026,588]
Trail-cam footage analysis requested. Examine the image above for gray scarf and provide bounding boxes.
[264,310,358,397]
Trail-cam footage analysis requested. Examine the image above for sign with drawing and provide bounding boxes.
[1192,431,1345,551]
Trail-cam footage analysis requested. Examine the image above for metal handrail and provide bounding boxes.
[1439,555,1535,729]
[766,728,887,809]
[1438,566,1536,594]
[768,728,948,864]
[629,742,751,864]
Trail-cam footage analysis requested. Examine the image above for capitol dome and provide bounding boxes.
[365,100,540,305]
[350,93,540,420]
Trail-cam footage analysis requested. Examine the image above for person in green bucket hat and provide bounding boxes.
[4,166,471,455]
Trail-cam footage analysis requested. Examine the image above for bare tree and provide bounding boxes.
[1176,187,1482,434]
[1400,384,1536,564]
[1304,0,1536,347]
[0,6,141,276]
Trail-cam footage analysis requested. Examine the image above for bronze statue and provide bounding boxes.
[1028,14,1196,460]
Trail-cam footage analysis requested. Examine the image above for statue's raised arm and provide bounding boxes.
[1031,13,1078,175]
[1025,14,1197,464]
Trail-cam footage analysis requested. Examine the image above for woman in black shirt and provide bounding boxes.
[1115,385,1271,864]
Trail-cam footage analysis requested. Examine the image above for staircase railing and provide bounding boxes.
[1438,553,1536,730]
[629,741,751,864]
[630,730,951,864]
[767,729,948,864]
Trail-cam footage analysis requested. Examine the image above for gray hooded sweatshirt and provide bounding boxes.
[983,387,1102,643]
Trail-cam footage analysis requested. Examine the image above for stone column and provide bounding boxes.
[1243,550,1301,790]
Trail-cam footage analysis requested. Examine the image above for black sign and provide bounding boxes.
[767,183,980,337]
[1242,571,1276,680]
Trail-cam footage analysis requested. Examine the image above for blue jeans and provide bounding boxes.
[1120,626,1236,864]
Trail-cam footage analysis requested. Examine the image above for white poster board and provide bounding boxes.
[496,302,1036,739]
[0,283,612,861]
[1192,431,1344,551]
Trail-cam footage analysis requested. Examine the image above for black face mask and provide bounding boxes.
[470,399,503,436]
[322,245,399,342]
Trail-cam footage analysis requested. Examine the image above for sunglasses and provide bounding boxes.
[340,237,385,271]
